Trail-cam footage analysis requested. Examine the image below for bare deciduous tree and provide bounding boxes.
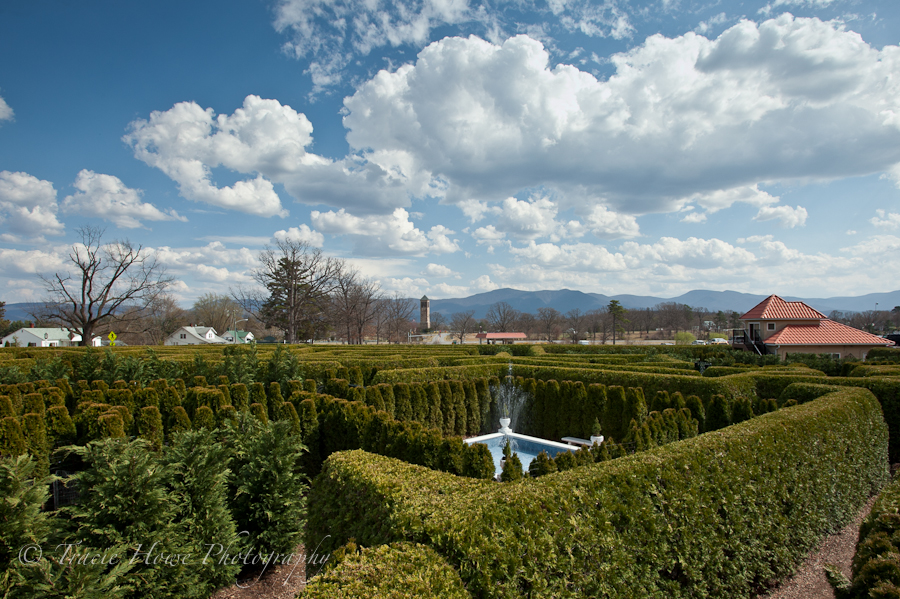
[537,307,562,342]
[450,310,477,343]
[486,301,520,332]
[34,226,172,346]
[192,293,243,335]
[381,293,417,343]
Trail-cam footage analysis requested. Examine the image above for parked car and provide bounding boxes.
[691,340,707,345]
[709,338,730,345]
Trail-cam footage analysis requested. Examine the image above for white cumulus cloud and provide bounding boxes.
[422,263,459,278]
[0,94,13,123]
[62,170,186,228]
[343,16,900,215]
[871,209,900,231]
[0,171,65,243]
[753,204,808,228]
[273,225,325,247]
[311,207,460,256]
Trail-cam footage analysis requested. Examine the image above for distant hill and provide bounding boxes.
[428,288,900,319]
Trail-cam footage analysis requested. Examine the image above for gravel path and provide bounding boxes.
[760,496,875,599]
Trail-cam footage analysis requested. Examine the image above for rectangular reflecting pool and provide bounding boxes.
[464,432,576,477]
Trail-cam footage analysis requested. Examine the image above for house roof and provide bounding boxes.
[1,327,81,341]
[741,295,826,321]
[475,332,527,340]
[764,319,894,346]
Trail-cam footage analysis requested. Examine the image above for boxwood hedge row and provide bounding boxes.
[307,387,888,599]
[828,473,900,598]
[301,542,471,599]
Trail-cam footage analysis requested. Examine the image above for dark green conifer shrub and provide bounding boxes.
[137,406,164,451]
[732,396,755,424]
[365,385,385,412]
[451,381,467,436]
[463,442,495,479]
[439,381,455,436]
[378,384,396,417]
[464,380,480,435]
[164,429,242,593]
[0,416,28,457]
[193,405,216,430]
[46,405,76,447]
[500,452,523,482]
[426,382,443,431]
[304,379,317,393]
[0,396,14,418]
[706,394,731,431]
[67,438,205,598]
[604,385,627,442]
[685,394,706,432]
[393,383,413,421]
[249,402,268,425]
[217,404,238,428]
[249,382,267,412]
[192,375,208,388]
[230,383,249,412]
[23,393,45,416]
[21,413,49,479]
[224,417,308,556]
[529,450,557,477]
[97,412,125,439]
[268,381,284,412]
[277,401,302,435]
[168,406,192,436]
[553,450,577,472]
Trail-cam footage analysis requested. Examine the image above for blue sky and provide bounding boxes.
[1,0,900,306]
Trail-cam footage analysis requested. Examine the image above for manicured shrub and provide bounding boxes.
[393,383,413,422]
[250,402,268,425]
[250,382,267,413]
[46,405,76,447]
[500,452,523,482]
[0,396,13,419]
[685,394,705,432]
[137,406,164,451]
[463,442,495,479]
[276,401,302,435]
[411,383,428,423]
[451,381,467,436]
[230,383,249,412]
[168,405,192,436]
[365,386,385,412]
[604,385,627,442]
[464,380,480,435]
[20,413,49,479]
[378,384,395,417]
[22,393,44,416]
[528,450,557,477]
[426,382,443,432]
[217,404,238,428]
[301,542,471,599]
[193,405,216,430]
[304,379,317,393]
[439,381,455,437]
[307,387,887,599]
[706,394,731,431]
[97,412,125,439]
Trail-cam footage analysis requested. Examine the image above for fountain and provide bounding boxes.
[464,364,577,477]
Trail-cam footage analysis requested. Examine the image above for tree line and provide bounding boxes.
[4,226,899,345]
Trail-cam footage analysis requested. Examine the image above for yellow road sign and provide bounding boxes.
[108,331,117,346]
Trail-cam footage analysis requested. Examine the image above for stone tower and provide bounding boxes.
[420,295,430,330]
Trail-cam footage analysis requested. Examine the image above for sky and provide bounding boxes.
[1,0,900,307]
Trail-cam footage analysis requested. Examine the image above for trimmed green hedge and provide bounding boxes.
[829,472,900,598]
[307,387,887,598]
[372,364,505,384]
[301,542,471,599]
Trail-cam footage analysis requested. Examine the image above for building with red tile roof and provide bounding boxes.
[734,295,893,360]
[475,332,527,345]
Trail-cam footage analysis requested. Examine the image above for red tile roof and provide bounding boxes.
[764,319,893,346]
[741,295,826,321]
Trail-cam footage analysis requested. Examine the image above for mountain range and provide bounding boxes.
[425,289,900,320]
[4,289,899,324]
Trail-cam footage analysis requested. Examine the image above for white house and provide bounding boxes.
[221,329,254,343]
[0,327,99,347]
[165,326,228,346]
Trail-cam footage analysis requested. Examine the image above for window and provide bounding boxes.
[831,353,841,359]
[767,323,775,331]
[180,333,186,339]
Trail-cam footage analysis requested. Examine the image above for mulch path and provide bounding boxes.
[760,496,875,599]
[210,543,307,599]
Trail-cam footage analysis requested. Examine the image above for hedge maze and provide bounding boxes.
[0,342,896,598]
